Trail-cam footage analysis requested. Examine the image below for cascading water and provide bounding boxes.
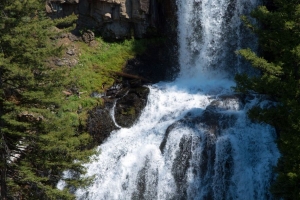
[73,0,280,199]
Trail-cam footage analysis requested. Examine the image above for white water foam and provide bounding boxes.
[72,0,280,199]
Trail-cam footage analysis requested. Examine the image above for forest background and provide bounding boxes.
[0,0,148,199]
[0,0,300,199]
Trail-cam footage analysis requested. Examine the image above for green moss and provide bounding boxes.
[121,107,136,116]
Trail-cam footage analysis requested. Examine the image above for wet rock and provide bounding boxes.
[87,107,119,145]
[160,95,243,152]
[192,94,243,136]
[158,94,242,198]
[115,86,149,127]
[87,77,150,144]
[132,157,158,200]
[159,122,180,153]
[123,42,179,83]
[91,92,106,98]
[172,134,193,200]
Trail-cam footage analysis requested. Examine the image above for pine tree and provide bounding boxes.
[0,1,94,199]
[236,1,300,199]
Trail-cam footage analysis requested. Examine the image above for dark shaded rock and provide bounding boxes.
[190,94,242,137]
[115,86,149,127]
[132,158,158,200]
[159,122,179,153]
[115,88,130,98]
[46,0,178,40]
[120,0,179,82]
[160,94,243,152]
[124,42,179,82]
[74,0,178,41]
[212,138,233,199]
[87,106,119,145]
[158,94,242,198]
[172,134,193,200]
[87,79,149,144]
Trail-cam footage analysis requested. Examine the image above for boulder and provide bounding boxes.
[87,74,150,144]
[87,106,119,145]
[82,30,95,43]
[158,95,241,198]
[115,86,149,127]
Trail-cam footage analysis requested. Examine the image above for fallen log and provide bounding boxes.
[110,71,151,83]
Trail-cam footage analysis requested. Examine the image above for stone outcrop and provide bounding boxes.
[158,95,241,198]
[47,0,178,40]
[87,106,119,145]
[77,0,159,39]
[87,74,150,144]
[115,86,149,127]
[46,0,179,144]
[46,0,79,18]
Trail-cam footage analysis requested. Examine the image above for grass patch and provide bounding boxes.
[59,36,162,126]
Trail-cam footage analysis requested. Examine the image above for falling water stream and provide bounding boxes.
[72,0,280,199]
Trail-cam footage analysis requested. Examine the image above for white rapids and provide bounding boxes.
[70,0,280,199]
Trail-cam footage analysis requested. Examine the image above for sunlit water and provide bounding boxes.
[59,0,280,199]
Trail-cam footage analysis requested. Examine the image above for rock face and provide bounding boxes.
[77,0,159,39]
[48,0,179,144]
[47,0,178,40]
[158,95,242,198]
[46,0,79,18]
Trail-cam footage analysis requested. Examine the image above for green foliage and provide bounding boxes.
[0,0,157,198]
[236,1,300,199]
[71,38,147,91]
[54,13,78,29]
[61,37,153,125]
[0,1,94,199]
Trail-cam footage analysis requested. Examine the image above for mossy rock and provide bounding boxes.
[121,106,136,115]
[115,86,150,127]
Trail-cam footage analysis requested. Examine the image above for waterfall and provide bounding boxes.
[74,0,280,199]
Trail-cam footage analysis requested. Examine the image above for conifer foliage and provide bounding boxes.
[236,0,300,199]
[0,1,93,199]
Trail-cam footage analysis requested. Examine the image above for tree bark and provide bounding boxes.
[0,133,7,200]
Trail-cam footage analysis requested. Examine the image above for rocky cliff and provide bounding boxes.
[47,0,177,39]
[47,0,179,145]
[46,0,79,18]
